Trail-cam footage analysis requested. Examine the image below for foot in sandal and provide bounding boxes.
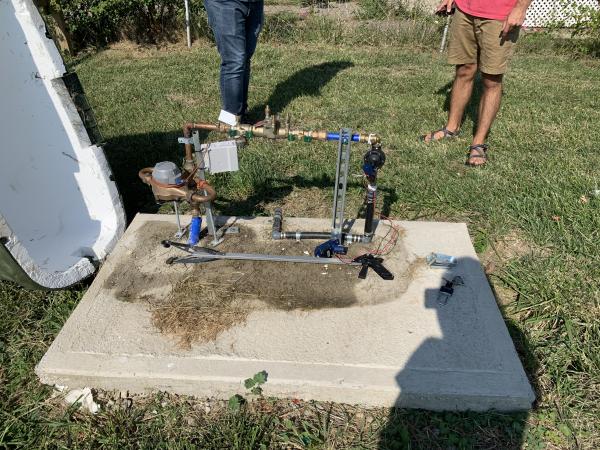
[466,144,489,166]
[419,126,459,143]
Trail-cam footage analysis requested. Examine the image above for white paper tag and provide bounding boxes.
[217,109,238,126]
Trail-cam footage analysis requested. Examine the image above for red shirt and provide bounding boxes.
[455,0,517,20]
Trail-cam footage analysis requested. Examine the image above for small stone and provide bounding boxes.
[204,405,211,414]
[484,261,496,274]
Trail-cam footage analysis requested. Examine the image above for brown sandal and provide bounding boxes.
[419,126,459,143]
[466,144,489,166]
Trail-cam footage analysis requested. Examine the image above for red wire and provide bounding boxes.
[334,183,400,265]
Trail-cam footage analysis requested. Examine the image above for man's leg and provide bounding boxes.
[467,73,503,164]
[465,16,518,165]
[205,0,248,119]
[424,64,477,142]
[422,8,477,142]
[446,63,477,132]
[241,1,263,117]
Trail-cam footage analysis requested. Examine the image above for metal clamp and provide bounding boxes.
[178,137,193,144]
[426,252,457,268]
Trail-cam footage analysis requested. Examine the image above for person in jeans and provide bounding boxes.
[204,0,264,126]
[420,0,532,166]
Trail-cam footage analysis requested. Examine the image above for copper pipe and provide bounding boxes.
[183,120,380,144]
[190,183,216,203]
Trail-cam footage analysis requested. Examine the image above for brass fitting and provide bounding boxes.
[138,167,216,203]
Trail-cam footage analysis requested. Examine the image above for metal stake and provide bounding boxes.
[331,128,351,239]
[192,131,223,246]
[173,201,185,238]
[440,15,451,53]
[184,0,192,48]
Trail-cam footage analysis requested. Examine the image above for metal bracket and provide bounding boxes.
[426,252,457,268]
[331,128,351,239]
[192,131,223,246]
[172,201,185,239]
[162,240,360,266]
[178,137,193,144]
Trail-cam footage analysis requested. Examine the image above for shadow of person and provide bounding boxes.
[436,73,483,136]
[215,173,398,219]
[245,61,354,121]
[378,257,536,449]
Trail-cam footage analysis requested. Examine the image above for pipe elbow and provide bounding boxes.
[138,167,153,184]
[189,183,217,203]
[183,122,193,137]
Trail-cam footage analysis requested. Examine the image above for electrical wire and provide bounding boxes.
[334,182,401,264]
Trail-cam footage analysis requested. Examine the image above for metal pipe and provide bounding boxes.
[274,231,366,243]
[171,250,362,266]
[440,15,451,53]
[189,184,216,203]
[184,0,191,48]
[272,208,283,239]
[364,183,376,242]
[278,232,331,240]
[182,121,380,144]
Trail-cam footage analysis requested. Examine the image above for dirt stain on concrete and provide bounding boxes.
[104,220,419,348]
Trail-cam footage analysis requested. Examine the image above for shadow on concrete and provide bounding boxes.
[437,72,484,136]
[378,258,537,449]
[245,61,354,121]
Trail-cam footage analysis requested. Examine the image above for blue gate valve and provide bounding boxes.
[314,239,348,258]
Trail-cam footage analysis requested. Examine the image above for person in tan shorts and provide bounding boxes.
[420,0,532,166]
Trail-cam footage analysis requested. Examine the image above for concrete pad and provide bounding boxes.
[36,214,535,411]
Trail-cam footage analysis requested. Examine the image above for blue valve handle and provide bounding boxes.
[314,239,348,258]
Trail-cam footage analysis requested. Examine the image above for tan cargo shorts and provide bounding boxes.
[447,8,520,75]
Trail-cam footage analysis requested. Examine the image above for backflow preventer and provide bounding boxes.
[139,108,394,280]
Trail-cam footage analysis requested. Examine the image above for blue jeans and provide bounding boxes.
[204,0,263,117]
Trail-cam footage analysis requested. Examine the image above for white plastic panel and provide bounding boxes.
[199,140,240,174]
[0,0,125,288]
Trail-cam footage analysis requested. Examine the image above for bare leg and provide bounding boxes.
[423,63,477,142]
[468,72,503,165]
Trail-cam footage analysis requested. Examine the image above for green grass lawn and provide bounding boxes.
[1,37,600,448]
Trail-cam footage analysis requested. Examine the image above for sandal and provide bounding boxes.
[466,144,489,166]
[419,126,459,143]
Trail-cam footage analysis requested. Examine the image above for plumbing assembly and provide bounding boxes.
[139,108,395,280]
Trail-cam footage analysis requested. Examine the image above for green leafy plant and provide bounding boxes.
[546,1,600,56]
[47,0,211,51]
[227,371,268,412]
[243,370,268,396]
